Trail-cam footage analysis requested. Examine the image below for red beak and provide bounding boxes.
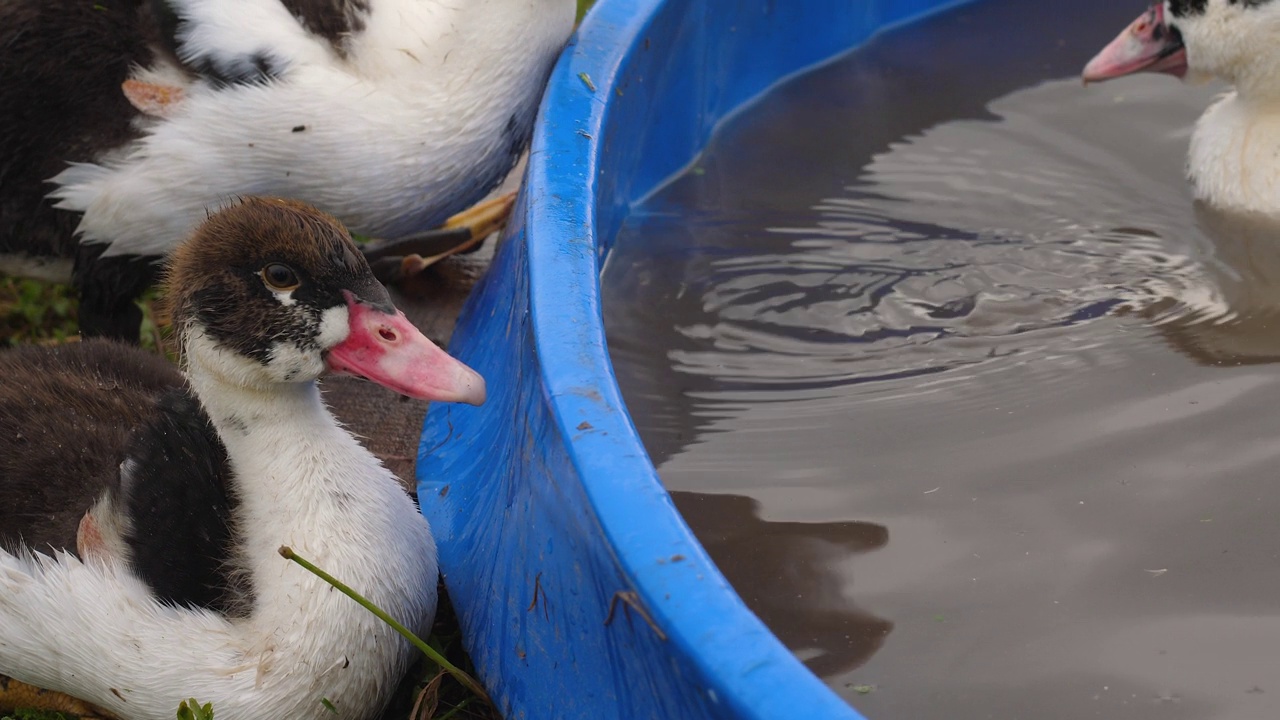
[1083,4,1188,83]
[325,292,486,406]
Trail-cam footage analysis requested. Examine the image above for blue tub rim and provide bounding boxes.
[519,1,866,717]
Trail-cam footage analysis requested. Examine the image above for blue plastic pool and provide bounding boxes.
[417,1,972,718]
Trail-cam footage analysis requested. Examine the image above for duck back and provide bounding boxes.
[0,0,157,260]
[0,339,179,552]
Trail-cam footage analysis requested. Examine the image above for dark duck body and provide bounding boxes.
[0,342,240,613]
[0,197,485,719]
[0,0,576,341]
[0,0,162,337]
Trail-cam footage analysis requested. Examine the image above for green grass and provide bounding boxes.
[0,278,78,346]
[281,547,490,704]
[0,276,171,355]
[176,699,215,720]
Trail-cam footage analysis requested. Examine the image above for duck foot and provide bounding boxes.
[363,192,516,285]
[0,674,118,720]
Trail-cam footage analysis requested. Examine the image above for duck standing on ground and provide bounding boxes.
[0,197,485,720]
[1083,1,1280,217]
[0,0,576,340]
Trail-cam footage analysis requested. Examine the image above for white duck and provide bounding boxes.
[1084,0,1280,217]
[0,197,485,719]
[0,0,576,340]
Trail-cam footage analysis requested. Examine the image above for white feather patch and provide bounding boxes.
[47,0,577,257]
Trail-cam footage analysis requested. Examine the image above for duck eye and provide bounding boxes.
[261,263,300,290]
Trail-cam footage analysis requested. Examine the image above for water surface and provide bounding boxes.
[602,1,1280,717]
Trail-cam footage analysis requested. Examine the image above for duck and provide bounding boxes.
[0,196,486,719]
[0,0,576,341]
[1083,1,1280,218]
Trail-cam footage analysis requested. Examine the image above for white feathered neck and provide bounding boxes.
[1172,0,1280,214]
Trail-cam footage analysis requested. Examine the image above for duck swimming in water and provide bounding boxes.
[1084,1,1280,218]
[0,197,485,719]
[0,0,576,340]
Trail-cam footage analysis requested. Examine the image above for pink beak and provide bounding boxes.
[1083,3,1188,83]
[325,292,486,406]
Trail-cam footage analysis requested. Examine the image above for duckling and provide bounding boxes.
[0,0,576,341]
[1083,1,1280,217]
[0,197,485,720]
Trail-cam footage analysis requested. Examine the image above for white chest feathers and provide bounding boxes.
[0,377,440,720]
[1188,92,1280,216]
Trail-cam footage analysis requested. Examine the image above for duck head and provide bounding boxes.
[164,197,485,404]
[1084,1,1280,99]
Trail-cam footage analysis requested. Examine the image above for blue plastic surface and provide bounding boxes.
[417,1,970,718]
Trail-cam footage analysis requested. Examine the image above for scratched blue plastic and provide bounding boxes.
[417,1,970,718]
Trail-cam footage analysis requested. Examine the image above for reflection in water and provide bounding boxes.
[671,492,892,678]
[623,74,1220,404]
[603,0,1192,465]
[1149,204,1280,365]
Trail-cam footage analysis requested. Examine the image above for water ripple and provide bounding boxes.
[617,78,1233,403]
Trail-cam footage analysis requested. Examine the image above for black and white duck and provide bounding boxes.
[0,197,485,719]
[1084,1,1280,217]
[0,0,576,340]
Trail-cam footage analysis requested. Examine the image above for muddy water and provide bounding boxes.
[601,1,1280,718]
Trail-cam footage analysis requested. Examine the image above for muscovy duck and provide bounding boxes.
[1084,1,1280,217]
[0,196,485,719]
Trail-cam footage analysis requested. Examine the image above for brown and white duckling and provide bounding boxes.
[1084,1,1280,216]
[0,0,576,340]
[0,197,484,719]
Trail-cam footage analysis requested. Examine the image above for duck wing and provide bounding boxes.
[109,387,243,614]
[0,340,181,553]
[0,340,242,613]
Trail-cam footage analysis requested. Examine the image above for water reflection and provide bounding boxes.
[603,0,1175,464]
[670,491,892,678]
[1147,205,1280,366]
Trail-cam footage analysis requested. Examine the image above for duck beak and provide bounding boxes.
[326,292,486,405]
[1083,4,1188,83]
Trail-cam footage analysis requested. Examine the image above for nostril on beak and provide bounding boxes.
[378,327,398,343]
